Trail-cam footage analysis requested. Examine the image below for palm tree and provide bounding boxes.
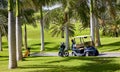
[100,0,120,37]
[50,0,76,50]
[95,16,101,46]
[52,0,88,49]
[94,0,120,45]
[8,0,17,69]
[89,0,119,46]
[64,0,72,50]
[0,0,8,51]
[16,0,22,61]
[0,0,7,8]
[24,0,57,51]
[90,0,95,45]
[21,9,36,50]
[45,8,75,38]
[91,0,101,46]
[16,0,36,51]
[0,14,7,51]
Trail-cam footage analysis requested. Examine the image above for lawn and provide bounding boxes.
[0,50,120,72]
[24,24,120,53]
[0,24,120,72]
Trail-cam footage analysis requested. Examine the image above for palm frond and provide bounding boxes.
[0,14,7,36]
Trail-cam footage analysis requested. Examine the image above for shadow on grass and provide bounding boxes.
[45,45,59,51]
[99,41,120,51]
[29,45,59,52]
[102,41,120,47]
[47,57,113,63]
[29,42,58,52]
[18,57,120,72]
[2,42,8,49]
[107,48,120,51]
[0,56,8,57]
[30,42,54,46]
[0,56,8,61]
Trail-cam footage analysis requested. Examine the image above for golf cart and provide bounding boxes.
[71,35,99,56]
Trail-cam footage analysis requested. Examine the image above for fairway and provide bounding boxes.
[1,22,120,71]
[1,0,120,71]
[0,54,120,72]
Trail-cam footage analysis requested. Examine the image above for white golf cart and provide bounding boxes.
[71,35,99,56]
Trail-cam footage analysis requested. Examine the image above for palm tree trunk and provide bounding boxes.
[115,25,118,37]
[40,5,44,51]
[102,26,106,36]
[90,0,95,44]
[24,23,27,50]
[16,0,22,61]
[16,16,22,61]
[95,17,101,46]
[61,28,64,38]
[64,12,69,50]
[0,32,2,51]
[8,0,17,69]
[65,24,69,50]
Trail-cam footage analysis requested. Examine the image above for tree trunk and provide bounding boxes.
[0,32,2,51]
[16,0,22,61]
[24,23,27,50]
[115,25,118,37]
[40,5,44,51]
[64,12,69,50]
[61,28,64,38]
[95,17,101,46]
[8,0,17,68]
[102,26,106,36]
[65,24,69,50]
[16,16,22,61]
[90,0,95,44]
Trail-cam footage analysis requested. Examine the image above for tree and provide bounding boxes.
[0,0,7,8]
[17,0,36,51]
[90,0,119,46]
[16,0,22,61]
[64,0,71,50]
[21,9,36,50]
[0,15,7,51]
[25,0,57,51]
[54,0,87,49]
[90,0,95,45]
[100,0,120,37]
[45,8,75,38]
[50,0,76,50]
[0,0,8,51]
[95,16,101,46]
[8,0,17,69]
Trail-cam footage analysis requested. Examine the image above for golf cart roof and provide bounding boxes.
[74,35,91,39]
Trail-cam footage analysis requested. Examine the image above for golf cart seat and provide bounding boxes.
[76,44,84,53]
[76,44,84,48]
[84,41,95,47]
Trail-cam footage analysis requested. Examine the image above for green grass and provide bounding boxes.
[1,24,120,72]
[98,37,120,52]
[0,50,120,72]
[23,24,120,53]
[2,24,120,53]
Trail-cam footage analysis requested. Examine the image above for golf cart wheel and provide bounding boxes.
[72,52,76,56]
[85,52,89,56]
[65,52,69,57]
[58,52,63,57]
[95,50,99,56]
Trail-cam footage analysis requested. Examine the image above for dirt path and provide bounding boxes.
[30,52,120,57]
[98,52,120,57]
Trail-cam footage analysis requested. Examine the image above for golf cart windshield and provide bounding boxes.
[73,35,94,48]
